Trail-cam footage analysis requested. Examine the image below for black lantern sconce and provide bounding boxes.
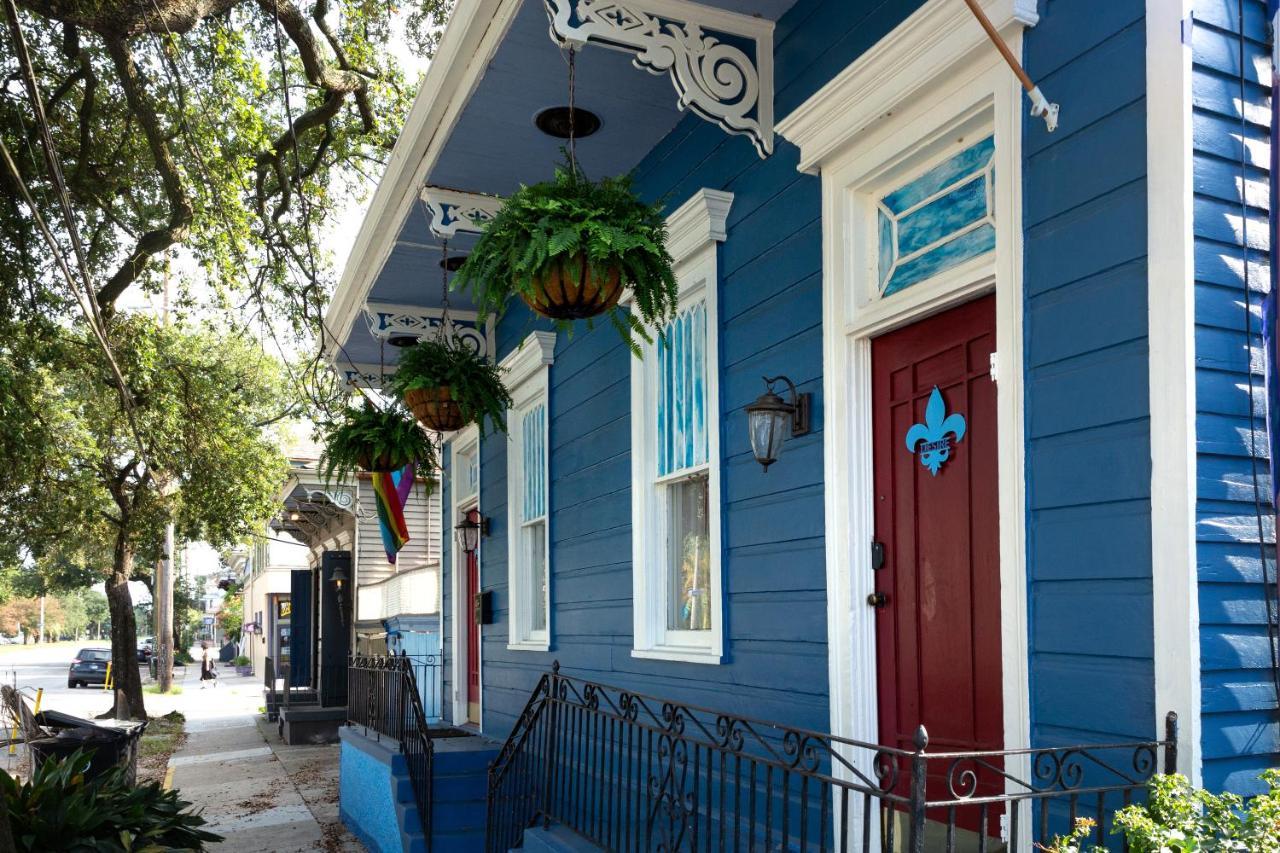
[330,559,349,625]
[745,375,812,472]
[454,508,490,555]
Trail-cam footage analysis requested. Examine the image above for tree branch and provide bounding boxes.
[97,38,192,313]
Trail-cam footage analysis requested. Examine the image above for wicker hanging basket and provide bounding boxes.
[404,386,467,433]
[355,451,402,473]
[521,253,623,321]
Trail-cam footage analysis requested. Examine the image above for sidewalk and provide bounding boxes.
[163,673,364,852]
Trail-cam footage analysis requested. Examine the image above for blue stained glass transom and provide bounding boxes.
[657,300,708,478]
[522,403,546,522]
[877,135,995,296]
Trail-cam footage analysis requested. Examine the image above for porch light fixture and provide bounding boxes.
[330,560,349,625]
[454,508,490,555]
[745,375,811,472]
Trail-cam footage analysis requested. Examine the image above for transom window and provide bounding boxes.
[631,189,730,665]
[876,134,995,296]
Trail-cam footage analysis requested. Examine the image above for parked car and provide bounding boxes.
[136,637,154,662]
[67,648,112,688]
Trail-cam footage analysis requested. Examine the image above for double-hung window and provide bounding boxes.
[632,189,732,663]
[503,332,555,650]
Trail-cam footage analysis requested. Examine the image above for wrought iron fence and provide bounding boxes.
[402,652,442,722]
[486,665,1178,853]
[348,655,434,849]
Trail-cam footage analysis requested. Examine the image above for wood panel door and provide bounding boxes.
[871,295,1003,763]
[465,546,480,723]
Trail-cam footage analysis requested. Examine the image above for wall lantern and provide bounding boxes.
[745,375,811,472]
[454,508,490,555]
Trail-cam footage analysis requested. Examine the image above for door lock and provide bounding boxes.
[866,591,889,609]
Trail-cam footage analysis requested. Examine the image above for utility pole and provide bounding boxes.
[157,523,174,691]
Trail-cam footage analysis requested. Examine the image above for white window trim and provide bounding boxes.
[778,1,1033,842]
[502,331,556,651]
[631,189,732,665]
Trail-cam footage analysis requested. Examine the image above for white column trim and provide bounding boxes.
[1146,0,1200,784]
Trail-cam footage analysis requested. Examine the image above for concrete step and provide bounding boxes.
[432,827,486,853]
[434,743,500,775]
[516,825,605,852]
[432,771,489,803]
[429,797,486,833]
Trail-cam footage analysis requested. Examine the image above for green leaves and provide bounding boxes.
[385,338,513,434]
[452,165,679,353]
[1,749,222,852]
[317,402,439,486]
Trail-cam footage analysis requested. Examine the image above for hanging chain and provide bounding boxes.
[379,336,386,385]
[437,237,452,345]
[568,46,578,176]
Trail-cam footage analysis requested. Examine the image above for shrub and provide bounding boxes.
[1,748,221,851]
[233,655,250,666]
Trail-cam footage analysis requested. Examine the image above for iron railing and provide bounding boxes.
[348,655,434,849]
[403,652,442,722]
[486,665,1178,853]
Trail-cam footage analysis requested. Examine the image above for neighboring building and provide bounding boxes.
[322,0,1280,850]
[267,455,444,742]
[236,532,310,681]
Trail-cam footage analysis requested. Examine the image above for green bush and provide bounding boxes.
[233,655,250,666]
[1,748,221,851]
[1039,770,1280,852]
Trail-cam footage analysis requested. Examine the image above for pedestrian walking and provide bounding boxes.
[199,640,218,688]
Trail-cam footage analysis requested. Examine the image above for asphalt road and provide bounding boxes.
[0,641,161,721]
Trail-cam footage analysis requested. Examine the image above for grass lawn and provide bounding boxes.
[0,639,84,655]
[143,683,183,695]
[137,711,185,785]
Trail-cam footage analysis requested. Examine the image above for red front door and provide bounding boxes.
[465,546,480,722]
[871,295,1003,765]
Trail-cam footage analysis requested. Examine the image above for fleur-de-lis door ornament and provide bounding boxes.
[905,386,967,476]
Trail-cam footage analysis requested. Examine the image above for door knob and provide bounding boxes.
[866,592,888,609]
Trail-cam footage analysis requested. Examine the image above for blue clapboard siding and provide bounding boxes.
[1021,1,1156,748]
[432,0,940,742]
[1190,0,1280,795]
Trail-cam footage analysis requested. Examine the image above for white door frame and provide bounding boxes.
[449,425,482,728]
[778,5,1034,839]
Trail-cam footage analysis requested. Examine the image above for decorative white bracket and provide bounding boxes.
[362,301,492,357]
[544,0,775,157]
[420,187,504,238]
[338,362,386,389]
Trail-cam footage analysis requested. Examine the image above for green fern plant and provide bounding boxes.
[387,338,513,433]
[318,402,438,485]
[452,165,678,354]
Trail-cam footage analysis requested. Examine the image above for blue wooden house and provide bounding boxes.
[325,0,1280,849]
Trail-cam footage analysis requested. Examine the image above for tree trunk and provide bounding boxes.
[106,531,146,720]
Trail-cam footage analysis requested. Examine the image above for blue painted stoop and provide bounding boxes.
[430,733,500,852]
[511,824,604,852]
[340,726,426,853]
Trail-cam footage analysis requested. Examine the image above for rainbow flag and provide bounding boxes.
[371,464,414,563]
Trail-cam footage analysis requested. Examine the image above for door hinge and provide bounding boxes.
[989,351,999,382]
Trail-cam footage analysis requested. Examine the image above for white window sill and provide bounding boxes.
[507,641,550,652]
[631,647,722,665]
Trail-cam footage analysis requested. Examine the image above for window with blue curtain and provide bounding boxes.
[657,300,708,478]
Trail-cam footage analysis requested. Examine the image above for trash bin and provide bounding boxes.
[29,713,147,784]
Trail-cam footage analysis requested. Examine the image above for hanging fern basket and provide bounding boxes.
[404,386,467,433]
[354,451,404,473]
[521,253,624,321]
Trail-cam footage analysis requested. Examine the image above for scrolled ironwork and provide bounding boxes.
[485,666,1178,853]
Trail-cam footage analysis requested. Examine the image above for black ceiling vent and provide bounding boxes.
[439,254,467,272]
[534,106,601,140]
[387,335,418,348]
